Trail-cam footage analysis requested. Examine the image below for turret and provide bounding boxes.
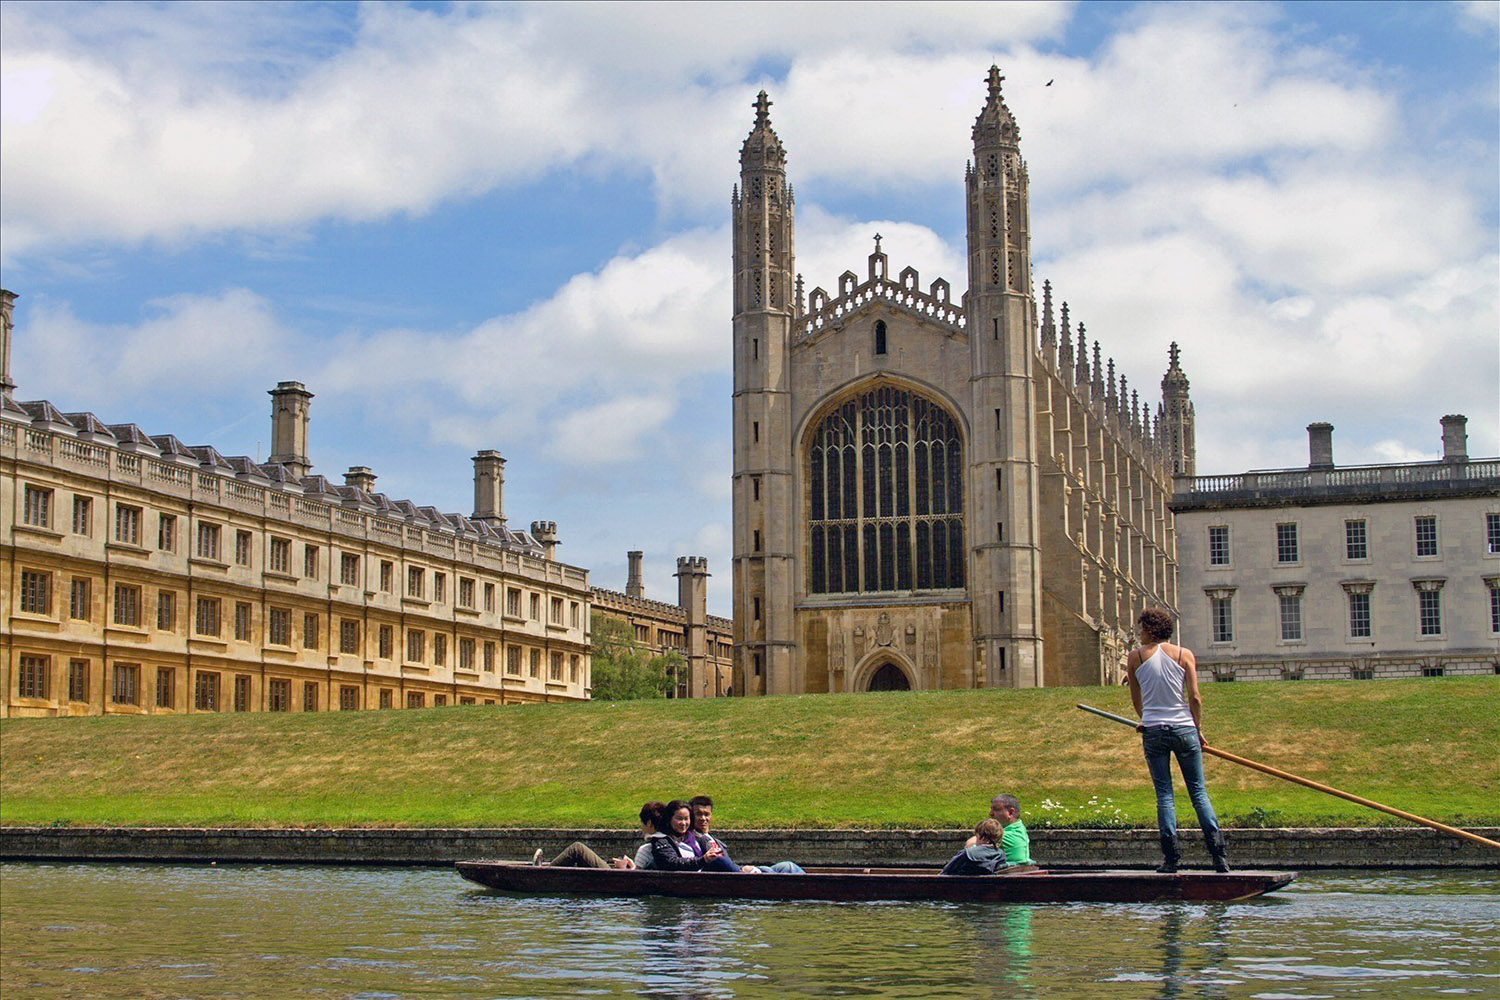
[731,91,798,696]
[1161,342,1196,478]
[530,520,558,561]
[965,67,1043,688]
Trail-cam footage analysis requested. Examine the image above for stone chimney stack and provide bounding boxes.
[530,520,558,561]
[268,381,314,479]
[344,467,377,493]
[626,551,645,598]
[0,288,16,400]
[472,450,507,526]
[1307,422,1334,469]
[676,556,712,696]
[1440,415,1468,464]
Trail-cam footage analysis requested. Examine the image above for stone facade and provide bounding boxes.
[591,551,734,697]
[1,292,592,717]
[731,71,1186,695]
[1174,417,1500,682]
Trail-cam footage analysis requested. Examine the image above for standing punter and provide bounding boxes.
[1125,607,1230,873]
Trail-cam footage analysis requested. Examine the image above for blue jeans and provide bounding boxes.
[1142,725,1221,847]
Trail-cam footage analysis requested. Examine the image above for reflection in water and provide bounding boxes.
[1,864,1497,998]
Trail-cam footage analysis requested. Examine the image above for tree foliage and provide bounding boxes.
[589,613,682,700]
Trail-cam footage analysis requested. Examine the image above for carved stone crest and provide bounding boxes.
[875,612,894,647]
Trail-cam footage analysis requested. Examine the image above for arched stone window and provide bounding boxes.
[807,384,965,594]
[874,320,887,356]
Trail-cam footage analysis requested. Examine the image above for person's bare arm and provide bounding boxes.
[1125,649,1144,724]
[1179,646,1205,744]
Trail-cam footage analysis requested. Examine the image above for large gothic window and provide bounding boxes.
[807,385,965,594]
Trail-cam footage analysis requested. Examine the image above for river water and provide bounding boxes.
[2,863,1497,998]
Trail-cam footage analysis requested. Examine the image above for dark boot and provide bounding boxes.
[1156,835,1180,873]
[1206,831,1231,873]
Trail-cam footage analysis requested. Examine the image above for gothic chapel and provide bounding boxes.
[731,69,1193,695]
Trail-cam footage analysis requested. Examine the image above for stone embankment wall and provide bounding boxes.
[3,827,1496,868]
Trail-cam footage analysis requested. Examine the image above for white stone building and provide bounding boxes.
[1173,417,1500,681]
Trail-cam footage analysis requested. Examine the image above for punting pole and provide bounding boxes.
[1077,703,1500,851]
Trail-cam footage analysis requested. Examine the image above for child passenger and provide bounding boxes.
[940,819,1009,876]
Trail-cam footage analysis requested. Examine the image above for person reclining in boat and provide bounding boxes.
[965,793,1033,866]
[688,794,805,874]
[534,839,636,869]
[646,799,725,871]
[942,819,1009,876]
[631,800,667,870]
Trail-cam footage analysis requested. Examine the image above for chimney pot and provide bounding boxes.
[344,466,377,493]
[267,381,315,479]
[626,551,644,598]
[1440,414,1468,464]
[472,450,507,526]
[1307,422,1334,469]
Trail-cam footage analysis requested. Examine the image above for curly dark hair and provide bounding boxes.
[1137,607,1175,642]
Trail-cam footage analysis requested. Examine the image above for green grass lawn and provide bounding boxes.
[2,677,1496,829]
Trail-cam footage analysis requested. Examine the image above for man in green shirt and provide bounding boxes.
[968,793,1031,864]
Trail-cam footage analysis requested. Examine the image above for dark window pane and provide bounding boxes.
[843,525,859,591]
[879,522,895,590]
[810,525,825,594]
[948,517,967,587]
[810,436,824,521]
[916,522,932,589]
[915,442,929,515]
[863,524,878,592]
[896,522,912,590]
[895,442,909,517]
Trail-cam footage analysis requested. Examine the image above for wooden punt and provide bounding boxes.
[455,861,1296,903]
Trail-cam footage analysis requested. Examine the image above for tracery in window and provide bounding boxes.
[807,385,965,594]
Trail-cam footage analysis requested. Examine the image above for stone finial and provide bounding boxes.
[753,90,772,127]
[972,64,1021,147]
[1075,322,1090,386]
[741,89,786,169]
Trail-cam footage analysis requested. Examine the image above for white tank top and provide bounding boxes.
[1137,646,1195,727]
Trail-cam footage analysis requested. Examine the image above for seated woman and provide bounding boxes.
[940,819,1009,876]
[646,800,723,871]
[632,800,666,870]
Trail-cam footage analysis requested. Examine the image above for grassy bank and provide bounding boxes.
[2,677,1496,829]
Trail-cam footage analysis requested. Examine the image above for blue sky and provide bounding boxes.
[3,1,1496,615]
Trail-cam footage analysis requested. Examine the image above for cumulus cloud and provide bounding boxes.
[0,1,1066,259]
[13,288,289,414]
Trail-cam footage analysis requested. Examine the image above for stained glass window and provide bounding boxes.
[807,386,965,594]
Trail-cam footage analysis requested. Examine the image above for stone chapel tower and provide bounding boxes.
[965,68,1044,686]
[730,70,1182,696]
[731,92,798,695]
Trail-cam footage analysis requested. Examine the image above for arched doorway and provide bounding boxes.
[866,662,912,692]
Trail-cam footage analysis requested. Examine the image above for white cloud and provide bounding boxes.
[0,2,1069,260]
[551,396,677,465]
[13,288,288,414]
